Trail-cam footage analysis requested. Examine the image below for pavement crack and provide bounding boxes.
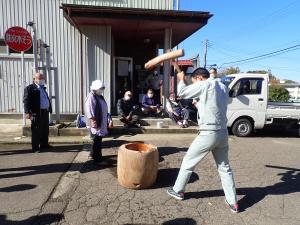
[6,207,41,215]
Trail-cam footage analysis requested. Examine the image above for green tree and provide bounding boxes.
[282,79,297,84]
[269,85,290,102]
[219,67,240,77]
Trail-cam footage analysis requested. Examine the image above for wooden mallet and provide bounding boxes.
[171,59,182,73]
[144,49,185,70]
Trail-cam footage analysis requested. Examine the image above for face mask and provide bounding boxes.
[124,95,131,101]
[36,79,45,86]
[95,89,103,96]
[148,94,153,98]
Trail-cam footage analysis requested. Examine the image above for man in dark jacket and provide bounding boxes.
[23,73,52,152]
[117,91,140,127]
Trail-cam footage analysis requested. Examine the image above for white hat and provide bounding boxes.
[90,80,105,90]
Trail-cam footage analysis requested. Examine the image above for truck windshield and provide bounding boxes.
[221,76,235,87]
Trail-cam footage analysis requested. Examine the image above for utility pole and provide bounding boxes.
[176,0,180,10]
[27,21,38,72]
[174,0,180,96]
[203,39,208,68]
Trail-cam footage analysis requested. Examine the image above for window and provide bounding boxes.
[230,78,263,97]
[0,38,33,54]
[221,76,235,87]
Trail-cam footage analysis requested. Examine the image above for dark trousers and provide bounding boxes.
[119,114,139,125]
[91,135,102,161]
[169,108,190,124]
[31,109,49,150]
[153,89,161,104]
[182,108,190,121]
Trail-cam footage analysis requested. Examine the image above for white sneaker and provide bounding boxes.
[177,121,183,126]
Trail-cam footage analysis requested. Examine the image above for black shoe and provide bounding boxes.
[32,147,40,153]
[92,157,103,165]
[127,123,140,128]
[40,144,53,149]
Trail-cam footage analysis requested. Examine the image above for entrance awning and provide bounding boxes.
[61,4,212,47]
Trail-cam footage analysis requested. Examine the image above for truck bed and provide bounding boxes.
[267,102,300,120]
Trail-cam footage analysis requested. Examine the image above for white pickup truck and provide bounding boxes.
[222,73,300,137]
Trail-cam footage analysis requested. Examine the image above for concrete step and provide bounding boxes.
[0,124,23,136]
[0,113,78,122]
[22,124,198,136]
[112,117,175,126]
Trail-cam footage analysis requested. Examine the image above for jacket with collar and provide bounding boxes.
[23,83,52,115]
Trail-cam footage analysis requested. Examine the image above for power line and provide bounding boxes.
[230,47,300,66]
[211,39,300,58]
[220,44,300,66]
[209,40,300,68]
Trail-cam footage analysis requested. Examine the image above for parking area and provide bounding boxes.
[56,134,300,225]
[0,133,299,225]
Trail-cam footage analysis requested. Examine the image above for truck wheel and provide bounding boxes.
[232,118,253,137]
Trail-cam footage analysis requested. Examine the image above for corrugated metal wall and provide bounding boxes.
[0,0,173,114]
[81,25,112,112]
[0,0,83,113]
[0,56,35,113]
[73,0,174,10]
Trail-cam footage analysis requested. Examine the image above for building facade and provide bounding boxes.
[280,83,300,102]
[0,0,211,117]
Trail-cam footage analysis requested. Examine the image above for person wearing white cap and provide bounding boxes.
[85,80,108,163]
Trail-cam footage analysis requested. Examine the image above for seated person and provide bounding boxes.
[145,70,163,104]
[117,91,140,127]
[179,98,198,124]
[166,93,189,128]
[141,88,162,117]
[240,80,251,95]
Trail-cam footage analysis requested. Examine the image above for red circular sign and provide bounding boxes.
[4,26,32,52]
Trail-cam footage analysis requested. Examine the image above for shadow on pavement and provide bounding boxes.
[83,155,118,173]
[0,163,75,179]
[158,147,188,157]
[123,218,197,225]
[0,213,63,225]
[154,168,199,189]
[253,126,299,138]
[163,218,197,225]
[0,151,118,179]
[158,147,188,162]
[184,165,300,212]
[0,184,37,192]
[102,140,130,148]
[0,144,82,156]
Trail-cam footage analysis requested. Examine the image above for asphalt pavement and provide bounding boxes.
[0,144,82,225]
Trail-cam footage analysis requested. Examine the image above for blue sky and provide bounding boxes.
[179,0,300,82]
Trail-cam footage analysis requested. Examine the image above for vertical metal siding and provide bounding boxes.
[73,0,174,10]
[0,57,34,112]
[81,25,112,111]
[0,0,173,113]
[0,0,85,113]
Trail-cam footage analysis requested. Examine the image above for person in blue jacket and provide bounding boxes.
[141,88,162,117]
